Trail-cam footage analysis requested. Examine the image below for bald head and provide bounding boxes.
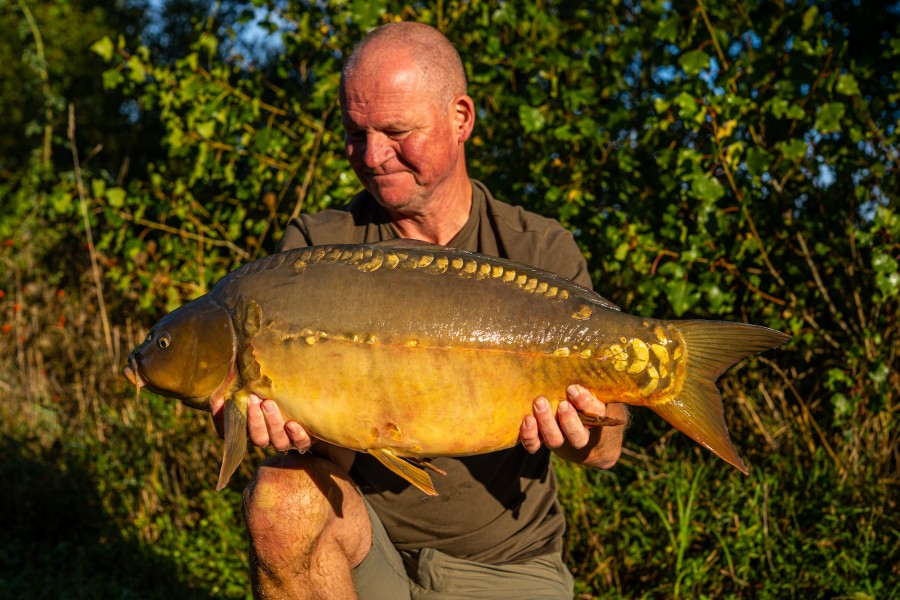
[340,22,468,107]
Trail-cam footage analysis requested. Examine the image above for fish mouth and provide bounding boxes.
[124,355,143,388]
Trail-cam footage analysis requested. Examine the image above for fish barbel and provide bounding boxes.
[124,240,789,495]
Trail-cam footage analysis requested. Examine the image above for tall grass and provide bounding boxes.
[557,383,899,599]
[0,242,252,598]
[1,241,897,599]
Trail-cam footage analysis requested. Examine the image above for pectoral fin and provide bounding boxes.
[217,394,249,491]
[367,449,439,496]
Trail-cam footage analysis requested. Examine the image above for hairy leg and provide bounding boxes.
[244,453,371,600]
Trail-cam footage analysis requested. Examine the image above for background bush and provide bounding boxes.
[1,0,897,598]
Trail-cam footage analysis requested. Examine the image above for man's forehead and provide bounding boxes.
[341,69,441,123]
[345,60,419,92]
[340,97,424,129]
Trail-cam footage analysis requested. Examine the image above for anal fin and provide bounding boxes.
[368,449,439,496]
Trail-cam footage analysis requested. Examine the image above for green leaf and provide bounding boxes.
[679,50,710,77]
[664,278,700,317]
[674,92,698,119]
[876,271,900,297]
[102,68,124,89]
[830,393,852,420]
[769,97,805,120]
[127,55,146,84]
[198,32,218,55]
[815,102,845,133]
[91,178,107,199]
[746,147,772,176]
[836,73,861,97]
[826,368,854,390]
[658,261,685,279]
[704,283,734,313]
[656,17,679,43]
[350,0,385,28]
[90,36,115,61]
[785,104,805,119]
[690,173,725,203]
[802,6,819,32]
[195,121,216,139]
[106,188,126,208]
[551,124,576,142]
[50,191,73,215]
[518,105,546,133]
[872,251,898,274]
[777,139,808,162]
[869,362,889,384]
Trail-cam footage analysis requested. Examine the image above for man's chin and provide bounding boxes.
[369,183,422,210]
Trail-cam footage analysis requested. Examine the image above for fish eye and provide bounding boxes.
[157,334,172,349]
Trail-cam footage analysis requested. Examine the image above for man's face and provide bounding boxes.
[341,59,464,216]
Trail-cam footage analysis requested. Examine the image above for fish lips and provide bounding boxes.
[124,353,142,387]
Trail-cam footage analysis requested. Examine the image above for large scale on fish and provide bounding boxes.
[125,241,789,495]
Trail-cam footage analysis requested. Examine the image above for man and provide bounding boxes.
[211,22,627,600]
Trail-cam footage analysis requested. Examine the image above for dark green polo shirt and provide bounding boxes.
[280,179,593,565]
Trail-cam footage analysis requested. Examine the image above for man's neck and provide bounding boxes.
[389,178,473,245]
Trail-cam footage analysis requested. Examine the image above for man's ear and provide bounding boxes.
[451,94,476,143]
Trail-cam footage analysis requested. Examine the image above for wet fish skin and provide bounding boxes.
[125,241,790,495]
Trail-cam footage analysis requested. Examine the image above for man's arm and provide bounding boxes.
[519,385,628,469]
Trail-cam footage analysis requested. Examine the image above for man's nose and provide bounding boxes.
[363,133,394,168]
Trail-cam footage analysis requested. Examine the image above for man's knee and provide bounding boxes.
[244,454,335,540]
[243,453,368,565]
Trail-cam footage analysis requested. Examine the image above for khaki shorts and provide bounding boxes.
[351,496,575,600]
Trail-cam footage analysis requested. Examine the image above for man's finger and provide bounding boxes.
[247,394,271,447]
[285,422,313,452]
[557,400,590,449]
[519,415,542,454]
[533,397,565,448]
[262,399,292,451]
[567,384,606,416]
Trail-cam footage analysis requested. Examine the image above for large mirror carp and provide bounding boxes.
[125,240,790,495]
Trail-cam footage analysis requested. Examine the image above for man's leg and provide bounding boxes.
[243,453,371,600]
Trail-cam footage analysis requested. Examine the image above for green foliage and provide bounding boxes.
[1,0,898,597]
[556,450,895,599]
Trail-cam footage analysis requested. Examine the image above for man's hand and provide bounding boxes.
[210,395,356,472]
[519,384,626,469]
[211,394,313,451]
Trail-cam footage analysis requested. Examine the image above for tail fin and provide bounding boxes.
[650,321,790,474]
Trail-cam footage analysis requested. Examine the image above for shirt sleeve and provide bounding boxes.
[279,217,313,251]
[535,226,593,291]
